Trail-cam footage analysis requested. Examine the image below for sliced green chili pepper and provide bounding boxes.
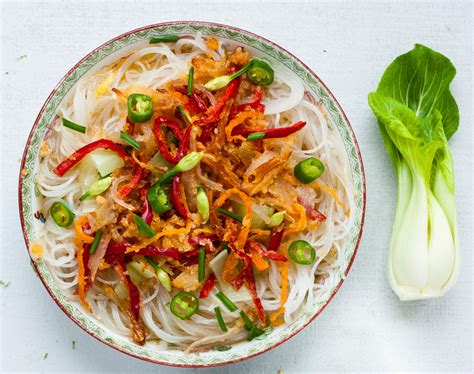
[216,291,238,312]
[214,307,228,332]
[158,152,204,185]
[79,176,113,201]
[147,183,171,214]
[149,34,179,44]
[216,208,243,223]
[170,292,199,319]
[127,93,153,123]
[50,201,75,227]
[89,230,103,254]
[198,246,206,282]
[247,131,265,141]
[288,240,316,265]
[145,256,171,291]
[62,118,86,134]
[204,61,254,91]
[134,215,156,238]
[196,187,209,223]
[187,66,194,96]
[120,130,141,150]
[247,59,274,86]
[294,157,325,183]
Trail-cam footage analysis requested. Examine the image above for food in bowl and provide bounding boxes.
[30,32,355,353]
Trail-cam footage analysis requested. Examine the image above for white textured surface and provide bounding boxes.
[0,1,472,372]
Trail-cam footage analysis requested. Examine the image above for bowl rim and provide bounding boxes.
[18,20,366,368]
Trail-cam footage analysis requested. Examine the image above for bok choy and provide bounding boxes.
[368,44,460,300]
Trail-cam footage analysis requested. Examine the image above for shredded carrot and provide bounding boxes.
[270,261,288,326]
[30,243,43,259]
[225,111,263,142]
[125,220,192,253]
[249,228,271,237]
[193,228,214,235]
[250,247,269,271]
[222,252,239,284]
[74,216,94,244]
[213,188,252,250]
[283,203,307,238]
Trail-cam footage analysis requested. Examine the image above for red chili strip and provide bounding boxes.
[244,266,266,324]
[309,208,327,223]
[106,242,182,261]
[110,256,141,321]
[197,123,217,143]
[140,187,153,225]
[196,78,241,125]
[248,240,287,262]
[232,121,306,139]
[267,229,284,252]
[52,139,143,198]
[170,175,188,219]
[191,93,208,113]
[199,273,216,298]
[83,243,92,291]
[153,116,184,164]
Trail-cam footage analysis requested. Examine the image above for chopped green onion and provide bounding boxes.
[120,130,141,150]
[216,207,243,223]
[196,187,209,223]
[222,242,231,254]
[198,246,206,282]
[214,307,228,332]
[158,152,204,185]
[239,310,253,330]
[204,61,254,91]
[240,311,265,341]
[134,215,156,238]
[294,157,325,183]
[187,66,194,96]
[79,176,112,201]
[268,211,285,227]
[145,256,171,291]
[216,291,238,312]
[247,132,265,141]
[50,201,75,227]
[288,240,316,265]
[170,292,199,319]
[214,345,232,351]
[89,230,103,254]
[149,34,179,44]
[62,118,86,133]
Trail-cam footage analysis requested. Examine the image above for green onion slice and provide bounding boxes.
[187,66,194,96]
[89,230,103,254]
[215,291,238,312]
[196,187,210,223]
[158,152,204,185]
[50,201,75,228]
[198,246,206,282]
[134,215,156,238]
[145,256,171,291]
[214,307,228,332]
[294,157,325,184]
[79,176,112,201]
[288,240,316,265]
[247,132,265,141]
[149,34,179,44]
[120,131,141,150]
[216,208,243,223]
[170,292,199,319]
[62,118,86,134]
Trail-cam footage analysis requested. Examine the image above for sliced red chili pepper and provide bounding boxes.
[53,139,129,176]
[267,229,284,252]
[196,78,241,125]
[110,256,142,329]
[106,242,182,261]
[197,123,217,143]
[191,93,208,113]
[53,139,143,198]
[140,187,153,225]
[170,175,188,219]
[247,240,287,262]
[83,243,92,291]
[199,273,216,298]
[245,265,266,324]
[232,121,306,139]
[229,88,264,119]
[153,116,184,164]
[178,125,193,160]
[309,208,327,223]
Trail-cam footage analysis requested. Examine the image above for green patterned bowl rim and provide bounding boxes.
[18,21,366,368]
